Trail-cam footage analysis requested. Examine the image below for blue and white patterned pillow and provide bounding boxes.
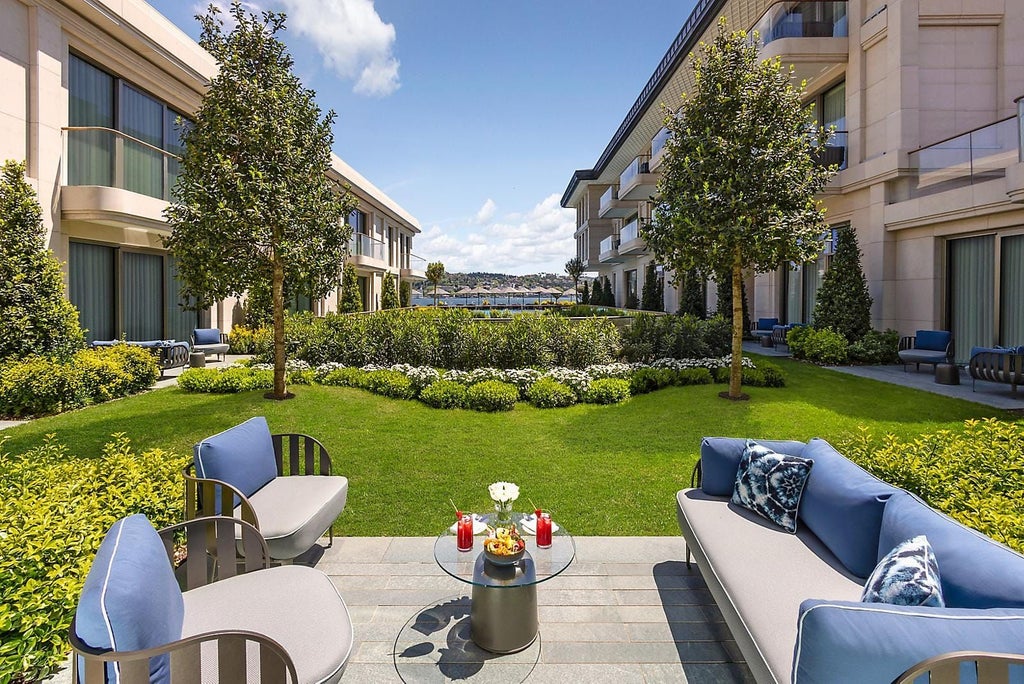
[862,535,945,607]
[731,440,814,533]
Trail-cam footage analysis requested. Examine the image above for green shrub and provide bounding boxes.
[466,380,518,412]
[848,328,900,364]
[672,368,714,386]
[177,366,274,393]
[227,325,258,354]
[288,368,316,385]
[320,367,367,388]
[583,378,631,404]
[710,364,786,387]
[527,377,577,408]
[419,379,469,409]
[553,305,625,317]
[630,368,674,395]
[620,313,730,362]
[841,419,1024,554]
[802,327,849,365]
[786,325,813,358]
[363,370,416,399]
[0,434,186,682]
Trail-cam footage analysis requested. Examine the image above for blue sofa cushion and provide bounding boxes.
[700,437,807,497]
[862,535,944,607]
[879,491,1024,608]
[914,330,950,352]
[194,417,278,501]
[731,440,814,533]
[793,599,1024,684]
[74,515,184,684]
[193,328,221,345]
[799,439,899,578]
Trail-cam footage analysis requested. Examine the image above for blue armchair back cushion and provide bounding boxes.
[699,437,807,497]
[194,416,278,500]
[193,328,222,345]
[914,330,950,352]
[798,439,899,578]
[755,317,778,331]
[74,515,183,684]
[879,491,1024,609]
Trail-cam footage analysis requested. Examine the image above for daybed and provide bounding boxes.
[71,514,353,683]
[969,346,1022,396]
[897,330,953,371]
[676,437,1024,683]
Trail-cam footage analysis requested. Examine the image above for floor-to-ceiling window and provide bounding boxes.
[783,227,838,324]
[68,55,114,187]
[69,242,116,341]
[1001,235,1024,346]
[122,252,164,340]
[948,235,996,362]
[165,257,201,343]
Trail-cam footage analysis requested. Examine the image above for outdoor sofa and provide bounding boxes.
[186,417,348,561]
[897,330,953,371]
[91,339,191,375]
[750,318,779,342]
[676,437,1024,683]
[70,514,353,683]
[969,346,1023,396]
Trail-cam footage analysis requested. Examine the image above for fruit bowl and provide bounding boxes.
[483,525,526,565]
[483,546,525,566]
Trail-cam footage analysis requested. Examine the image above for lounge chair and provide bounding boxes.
[191,328,230,362]
[186,417,348,561]
[897,330,953,371]
[70,514,353,683]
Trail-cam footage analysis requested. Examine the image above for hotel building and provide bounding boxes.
[562,0,1024,360]
[0,0,424,343]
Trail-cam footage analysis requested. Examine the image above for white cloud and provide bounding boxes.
[278,0,400,97]
[416,194,577,275]
[474,198,497,224]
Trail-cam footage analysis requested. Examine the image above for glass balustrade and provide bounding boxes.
[908,117,1017,198]
[403,253,427,272]
[752,1,849,49]
[599,235,619,255]
[619,155,651,190]
[600,186,618,215]
[64,126,181,201]
[350,233,387,262]
[651,127,671,161]
[620,220,639,244]
[1017,95,1024,163]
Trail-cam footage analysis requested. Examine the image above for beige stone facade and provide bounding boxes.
[1,0,423,343]
[563,0,1024,360]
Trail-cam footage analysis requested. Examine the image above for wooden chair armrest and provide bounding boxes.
[898,335,916,351]
[157,516,270,590]
[272,433,332,476]
[70,621,298,684]
[892,651,1024,684]
[183,465,259,530]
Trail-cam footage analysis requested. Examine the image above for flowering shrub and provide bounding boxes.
[542,368,590,397]
[585,363,633,380]
[504,368,542,397]
[398,365,440,391]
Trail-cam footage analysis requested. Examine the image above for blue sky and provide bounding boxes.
[148,0,698,274]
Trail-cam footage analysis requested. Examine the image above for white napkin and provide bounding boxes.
[448,514,488,535]
[519,514,560,535]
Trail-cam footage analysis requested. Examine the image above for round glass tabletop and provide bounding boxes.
[434,512,575,588]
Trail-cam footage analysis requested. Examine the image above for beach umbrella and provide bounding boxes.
[432,286,451,297]
[562,287,579,300]
[454,286,473,303]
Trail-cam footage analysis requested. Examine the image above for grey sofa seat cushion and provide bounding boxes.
[182,565,353,684]
[236,475,348,559]
[677,489,863,683]
[194,342,229,355]
[898,349,947,363]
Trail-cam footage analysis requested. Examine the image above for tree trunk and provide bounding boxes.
[725,248,748,400]
[269,256,289,399]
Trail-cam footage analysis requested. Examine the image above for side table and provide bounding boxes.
[189,351,206,368]
[935,363,960,385]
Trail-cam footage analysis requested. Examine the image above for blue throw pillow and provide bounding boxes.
[194,417,278,504]
[731,440,814,533]
[700,437,807,496]
[193,328,221,345]
[74,515,184,684]
[862,535,944,607]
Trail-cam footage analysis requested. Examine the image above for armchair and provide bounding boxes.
[191,328,229,362]
[185,417,348,561]
[70,514,353,684]
[897,330,953,372]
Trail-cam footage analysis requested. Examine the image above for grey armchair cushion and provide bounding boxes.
[237,476,349,560]
[182,565,353,684]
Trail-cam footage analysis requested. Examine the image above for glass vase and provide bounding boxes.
[494,500,514,528]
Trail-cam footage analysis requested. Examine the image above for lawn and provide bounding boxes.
[2,355,1014,536]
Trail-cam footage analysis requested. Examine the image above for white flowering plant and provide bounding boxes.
[488,481,520,522]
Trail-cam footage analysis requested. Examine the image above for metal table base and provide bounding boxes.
[470,582,538,653]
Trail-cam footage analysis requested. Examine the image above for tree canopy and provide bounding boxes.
[645,19,835,398]
[564,257,584,303]
[426,261,445,305]
[164,2,355,398]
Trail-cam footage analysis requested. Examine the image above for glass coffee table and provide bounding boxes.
[434,513,575,654]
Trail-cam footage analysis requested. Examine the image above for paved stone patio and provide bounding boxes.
[311,536,752,683]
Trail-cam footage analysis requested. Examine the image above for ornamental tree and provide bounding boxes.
[0,160,84,362]
[580,281,590,305]
[564,256,584,303]
[644,19,835,399]
[164,2,355,399]
[425,261,445,305]
[340,262,362,313]
[813,227,872,342]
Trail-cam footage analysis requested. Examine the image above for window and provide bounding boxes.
[68,55,114,186]
[807,81,847,169]
[348,210,367,234]
[783,227,840,324]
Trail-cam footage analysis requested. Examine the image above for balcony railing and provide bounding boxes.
[63,126,181,201]
[651,127,671,161]
[349,232,387,262]
[752,1,849,48]
[1018,95,1024,163]
[620,219,640,244]
[401,253,427,271]
[907,116,1017,199]
[620,155,651,190]
[599,235,619,254]
[600,186,619,215]
[813,130,848,170]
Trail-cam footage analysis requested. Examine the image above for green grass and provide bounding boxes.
[2,355,1015,536]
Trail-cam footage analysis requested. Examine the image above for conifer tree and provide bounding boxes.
[399,280,411,308]
[340,262,362,313]
[677,269,706,318]
[381,271,399,309]
[591,278,603,306]
[813,228,872,342]
[581,281,590,305]
[641,261,663,311]
[603,276,615,306]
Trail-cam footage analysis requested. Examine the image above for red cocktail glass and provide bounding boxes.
[536,513,552,549]
[457,514,474,551]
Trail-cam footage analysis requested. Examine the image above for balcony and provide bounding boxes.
[400,253,427,281]
[61,126,179,229]
[1007,95,1024,203]
[349,232,388,270]
[598,186,633,219]
[599,235,623,263]
[813,130,848,171]
[618,219,647,255]
[751,1,848,88]
[618,155,658,201]
[906,117,1017,200]
[650,127,671,171]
